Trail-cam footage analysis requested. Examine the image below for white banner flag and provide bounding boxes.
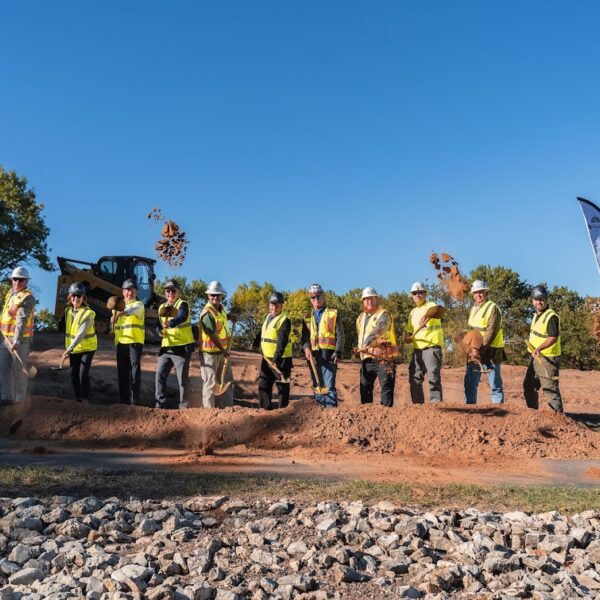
[577,197,600,275]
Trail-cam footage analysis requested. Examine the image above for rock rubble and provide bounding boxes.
[0,495,599,599]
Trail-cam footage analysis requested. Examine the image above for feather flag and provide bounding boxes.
[577,197,600,275]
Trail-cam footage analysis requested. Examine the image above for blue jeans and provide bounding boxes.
[464,361,504,404]
[309,354,338,408]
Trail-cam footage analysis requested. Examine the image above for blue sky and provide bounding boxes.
[3,1,600,310]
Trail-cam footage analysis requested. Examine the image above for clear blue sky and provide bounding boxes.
[3,0,600,310]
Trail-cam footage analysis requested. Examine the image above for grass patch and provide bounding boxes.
[0,465,599,513]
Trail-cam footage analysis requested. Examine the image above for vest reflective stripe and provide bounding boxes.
[65,307,97,352]
[200,303,230,353]
[114,300,145,345]
[261,313,292,358]
[529,309,561,357]
[0,290,34,339]
[159,298,194,347]
[356,308,398,360]
[408,301,444,350]
[468,300,504,348]
[304,308,337,351]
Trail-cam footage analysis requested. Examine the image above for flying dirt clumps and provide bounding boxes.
[430,252,469,300]
[147,208,188,268]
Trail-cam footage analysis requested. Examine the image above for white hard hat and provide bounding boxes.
[470,280,488,293]
[410,281,427,293]
[11,266,30,279]
[308,283,324,295]
[206,280,226,296]
[361,286,379,299]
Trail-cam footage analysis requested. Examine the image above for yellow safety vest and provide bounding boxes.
[468,300,503,348]
[261,313,292,359]
[114,299,145,345]
[159,297,194,347]
[200,303,230,353]
[407,301,444,350]
[356,308,398,360]
[65,306,97,353]
[529,308,561,357]
[304,308,338,351]
[0,290,34,339]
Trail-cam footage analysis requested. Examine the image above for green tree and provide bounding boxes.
[0,166,53,276]
[34,308,59,332]
[328,288,363,359]
[282,288,311,352]
[382,291,414,362]
[229,281,275,349]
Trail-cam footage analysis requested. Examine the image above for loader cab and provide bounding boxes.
[95,256,156,306]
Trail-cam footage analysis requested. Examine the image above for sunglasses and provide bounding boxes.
[310,295,322,300]
[71,293,82,298]
[12,278,26,282]
[165,289,177,293]
[411,291,425,295]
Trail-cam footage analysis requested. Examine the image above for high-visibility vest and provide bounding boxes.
[114,300,145,345]
[159,298,194,347]
[261,313,292,359]
[529,308,561,357]
[468,300,503,348]
[200,303,230,353]
[356,308,398,360]
[408,301,444,350]
[304,308,338,351]
[65,306,97,353]
[0,290,34,339]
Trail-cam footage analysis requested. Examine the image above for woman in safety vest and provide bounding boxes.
[61,283,97,403]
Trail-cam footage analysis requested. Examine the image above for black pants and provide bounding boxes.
[360,359,395,407]
[258,357,292,410]
[69,351,95,401]
[117,343,143,405]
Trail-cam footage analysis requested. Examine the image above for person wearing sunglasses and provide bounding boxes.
[155,279,195,410]
[61,283,97,403]
[112,279,145,405]
[301,283,343,408]
[0,267,35,405]
[199,280,233,408]
[405,282,444,404]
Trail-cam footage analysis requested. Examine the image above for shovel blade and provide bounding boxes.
[314,386,329,394]
[214,381,232,397]
[24,366,37,379]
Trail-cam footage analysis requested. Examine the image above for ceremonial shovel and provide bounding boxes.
[50,356,67,371]
[307,353,329,394]
[214,323,235,397]
[2,339,37,379]
[526,341,559,381]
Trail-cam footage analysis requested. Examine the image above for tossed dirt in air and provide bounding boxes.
[429,251,469,300]
[147,207,188,267]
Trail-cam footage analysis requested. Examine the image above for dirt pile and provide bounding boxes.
[147,208,188,267]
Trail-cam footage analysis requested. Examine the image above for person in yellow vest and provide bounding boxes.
[112,279,145,406]
[61,283,97,403]
[524,285,563,412]
[0,267,35,405]
[199,280,233,409]
[301,283,344,408]
[155,279,195,410]
[405,282,444,404]
[356,287,397,407]
[464,280,506,405]
[254,292,292,410]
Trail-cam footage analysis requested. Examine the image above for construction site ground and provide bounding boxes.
[1,333,600,489]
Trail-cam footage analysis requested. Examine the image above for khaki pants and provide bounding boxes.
[200,352,233,408]
[523,355,563,412]
[0,338,31,404]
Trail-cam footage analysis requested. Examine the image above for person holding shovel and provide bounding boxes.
[61,283,97,403]
[199,280,233,409]
[463,280,505,405]
[155,279,195,410]
[301,283,343,408]
[113,279,145,406]
[0,267,35,405]
[524,285,563,413]
[254,292,292,410]
[405,282,445,404]
[356,287,397,407]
